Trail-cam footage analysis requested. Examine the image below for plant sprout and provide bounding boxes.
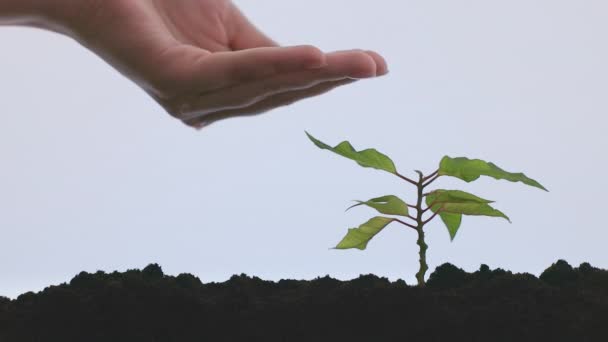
[306,132,547,287]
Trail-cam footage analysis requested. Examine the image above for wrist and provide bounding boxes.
[0,0,98,37]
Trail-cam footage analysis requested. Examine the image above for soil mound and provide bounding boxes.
[1,260,607,341]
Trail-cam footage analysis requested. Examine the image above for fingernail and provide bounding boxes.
[378,69,389,76]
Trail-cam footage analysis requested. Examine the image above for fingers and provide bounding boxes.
[191,45,327,91]
[180,50,378,119]
[364,50,389,76]
[184,78,357,128]
[226,3,278,49]
[320,50,378,79]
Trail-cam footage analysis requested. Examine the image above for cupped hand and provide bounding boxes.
[72,0,388,128]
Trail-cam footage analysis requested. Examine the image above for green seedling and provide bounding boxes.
[306,132,547,286]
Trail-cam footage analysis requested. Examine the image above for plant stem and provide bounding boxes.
[422,174,440,188]
[414,172,428,287]
[394,218,417,230]
[422,170,439,182]
[423,210,441,225]
[415,227,428,287]
[397,173,418,186]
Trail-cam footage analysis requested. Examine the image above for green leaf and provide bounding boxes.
[438,156,548,191]
[346,195,409,216]
[426,190,510,240]
[335,217,394,250]
[425,191,463,240]
[442,202,509,221]
[437,212,462,241]
[306,132,397,174]
[426,189,494,207]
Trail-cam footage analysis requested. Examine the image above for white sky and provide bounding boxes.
[1,0,607,298]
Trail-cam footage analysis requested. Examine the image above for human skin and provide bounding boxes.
[0,0,388,128]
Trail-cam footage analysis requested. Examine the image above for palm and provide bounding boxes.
[146,0,269,51]
[80,0,387,128]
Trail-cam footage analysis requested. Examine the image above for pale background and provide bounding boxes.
[1,0,607,298]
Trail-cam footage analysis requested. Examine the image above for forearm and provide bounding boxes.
[0,0,91,35]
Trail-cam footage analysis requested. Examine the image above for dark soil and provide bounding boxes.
[1,260,607,342]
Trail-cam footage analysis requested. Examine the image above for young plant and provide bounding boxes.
[306,132,547,287]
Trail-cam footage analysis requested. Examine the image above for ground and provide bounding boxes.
[1,260,607,341]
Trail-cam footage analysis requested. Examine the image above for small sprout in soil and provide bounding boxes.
[306,132,547,287]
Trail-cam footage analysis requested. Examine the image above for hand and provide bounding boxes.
[66,0,388,128]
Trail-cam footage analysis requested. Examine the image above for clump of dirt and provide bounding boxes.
[1,260,607,342]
